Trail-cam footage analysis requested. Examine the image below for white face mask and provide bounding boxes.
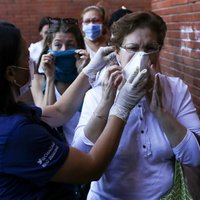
[12,60,34,96]
[121,51,152,79]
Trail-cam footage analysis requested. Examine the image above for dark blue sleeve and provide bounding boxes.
[3,122,69,186]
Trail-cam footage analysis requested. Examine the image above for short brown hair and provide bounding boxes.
[110,11,167,49]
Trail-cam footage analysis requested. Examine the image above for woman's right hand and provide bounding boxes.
[41,53,55,79]
[101,65,123,106]
[83,65,123,143]
[93,65,123,121]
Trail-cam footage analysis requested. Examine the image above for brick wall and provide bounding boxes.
[0,0,150,45]
[152,0,200,115]
[1,0,200,114]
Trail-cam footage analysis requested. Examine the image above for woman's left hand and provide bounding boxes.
[75,49,90,73]
[146,63,162,113]
[149,74,163,115]
[148,65,171,116]
[149,71,187,147]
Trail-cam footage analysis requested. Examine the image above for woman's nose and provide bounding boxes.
[61,45,67,51]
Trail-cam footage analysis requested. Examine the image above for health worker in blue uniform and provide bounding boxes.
[0,21,148,199]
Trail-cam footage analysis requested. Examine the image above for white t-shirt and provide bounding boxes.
[29,41,44,73]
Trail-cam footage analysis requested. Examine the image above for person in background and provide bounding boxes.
[81,5,108,58]
[29,16,49,72]
[72,11,200,199]
[19,17,49,105]
[0,20,148,199]
[108,6,132,30]
[31,18,90,145]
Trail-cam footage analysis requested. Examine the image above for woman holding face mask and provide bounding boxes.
[81,5,108,58]
[72,11,200,199]
[31,18,90,145]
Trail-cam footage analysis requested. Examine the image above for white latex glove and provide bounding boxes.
[82,46,115,79]
[109,69,148,122]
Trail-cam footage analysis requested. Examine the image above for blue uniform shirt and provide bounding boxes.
[0,104,75,199]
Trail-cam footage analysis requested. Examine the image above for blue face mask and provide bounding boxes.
[48,48,78,84]
[82,23,102,41]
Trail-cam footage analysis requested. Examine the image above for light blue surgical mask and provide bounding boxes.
[48,48,78,84]
[82,23,102,41]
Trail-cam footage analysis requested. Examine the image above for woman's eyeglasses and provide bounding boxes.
[48,17,78,26]
[82,18,102,24]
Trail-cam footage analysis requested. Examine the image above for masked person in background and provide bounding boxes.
[81,5,108,58]
[72,11,200,200]
[31,18,90,145]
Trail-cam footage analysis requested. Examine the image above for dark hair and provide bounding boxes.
[108,8,132,29]
[0,21,22,114]
[110,11,167,49]
[38,16,49,33]
[37,20,85,69]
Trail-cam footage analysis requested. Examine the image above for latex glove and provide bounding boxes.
[82,46,115,79]
[109,68,148,122]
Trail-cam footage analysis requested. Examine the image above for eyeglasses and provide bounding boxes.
[48,17,79,26]
[82,18,102,24]
[120,43,160,54]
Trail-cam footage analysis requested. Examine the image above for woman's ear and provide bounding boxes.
[5,66,16,83]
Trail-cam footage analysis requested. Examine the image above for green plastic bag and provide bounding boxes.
[160,160,193,200]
